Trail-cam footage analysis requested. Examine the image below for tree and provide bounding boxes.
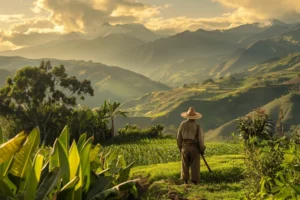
[101,100,128,138]
[0,61,94,144]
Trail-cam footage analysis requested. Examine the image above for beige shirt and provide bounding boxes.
[177,119,205,151]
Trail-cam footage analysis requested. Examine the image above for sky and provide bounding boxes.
[1,0,300,51]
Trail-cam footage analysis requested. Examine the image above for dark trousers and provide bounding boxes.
[181,144,200,183]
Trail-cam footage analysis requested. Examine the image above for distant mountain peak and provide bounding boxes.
[260,19,288,27]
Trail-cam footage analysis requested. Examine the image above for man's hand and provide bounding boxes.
[200,146,206,155]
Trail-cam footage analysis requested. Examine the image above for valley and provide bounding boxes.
[0,12,300,199]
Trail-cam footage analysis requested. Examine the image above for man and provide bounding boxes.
[177,107,205,185]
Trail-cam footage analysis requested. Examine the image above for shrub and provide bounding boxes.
[117,124,164,139]
[238,109,300,199]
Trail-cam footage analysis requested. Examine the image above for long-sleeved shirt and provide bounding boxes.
[177,119,205,151]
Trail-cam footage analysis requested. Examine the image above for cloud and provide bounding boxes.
[0,15,25,23]
[145,0,300,35]
[0,40,20,52]
[10,17,56,33]
[0,17,63,47]
[32,0,164,34]
[2,0,300,51]
[214,0,300,23]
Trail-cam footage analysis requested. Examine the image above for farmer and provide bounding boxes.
[177,107,205,185]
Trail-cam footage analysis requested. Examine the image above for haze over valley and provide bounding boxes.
[1,0,300,139]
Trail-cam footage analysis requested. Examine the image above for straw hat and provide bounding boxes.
[181,107,202,119]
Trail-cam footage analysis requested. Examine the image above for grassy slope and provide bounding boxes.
[130,155,244,200]
[120,84,291,132]
[206,93,300,141]
[248,52,300,75]
[120,53,300,139]
[152,85,290,130]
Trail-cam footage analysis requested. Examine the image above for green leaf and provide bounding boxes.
[0,131,27,164]
[57,139,70,185]
[24,154,44,200]
[0,180,16,199]
[95,168,110,176]
[35,167,60,200]
[118,162,135,183]
[0,126,4,144]
[10,128,40,178]
[58,125,70,152]
[0,126,9,178]
[86,176,110,200]
[3,177,17,194]
[69,141,80,180]
[75,164,83,192]
[88,188,121,200]
[49,141,59,171]
[77,133,87,152]
[80,136,93,192]
[130,185,138,199]
[274,178,284,187]
[290,185,300,194]
[0,156,13,178]
[116,155,126,169]
[60,176,79,192]
[57,176,79,200]
[88,179,138,200]
[104,150,118,170]
[89,144,101,163]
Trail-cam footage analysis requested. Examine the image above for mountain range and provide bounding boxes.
[2,20,299,80]
[118,52,300,139]
[1,19,300,139]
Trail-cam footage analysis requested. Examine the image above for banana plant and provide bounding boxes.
[0,125,139,200]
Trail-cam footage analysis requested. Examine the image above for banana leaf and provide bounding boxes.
[77,133,87,152]
[24,154,44,200]
[10,128,40,178]
[80,136,93,192]
[0,179,16,199]
[0,131,27,164]
[69,141,80,180]
[57,176,79,200]
[35,167,60,200]
[57,139,70,185]
[58,125,70,151]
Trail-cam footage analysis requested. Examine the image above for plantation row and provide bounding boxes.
[102,139,243,166]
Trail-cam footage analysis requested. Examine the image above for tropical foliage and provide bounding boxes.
[100,100,128,138]
[0,126,138,200]
[238,109,300,199]
[0,62,94,144]
[117,124,164,139]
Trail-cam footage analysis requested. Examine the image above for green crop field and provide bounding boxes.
[102,139,245,199]
[102,138,243,166]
